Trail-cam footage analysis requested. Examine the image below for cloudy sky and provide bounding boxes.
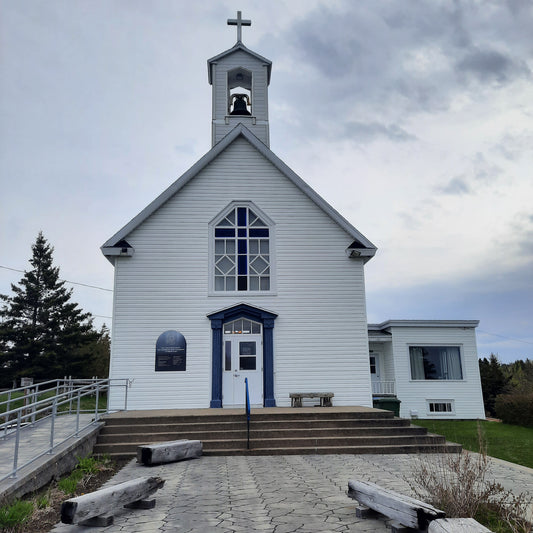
[1,1,532,363]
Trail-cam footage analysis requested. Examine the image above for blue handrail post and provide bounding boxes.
[244,378,250,450]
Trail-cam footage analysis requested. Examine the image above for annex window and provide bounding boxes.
[212,203,273,293]
[427,400,455,414]
[409,346,463,380]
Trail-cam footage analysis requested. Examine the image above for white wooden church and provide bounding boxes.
[102,13,485,420]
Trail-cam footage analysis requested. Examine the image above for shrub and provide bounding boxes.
[495,392,533,427]
[408,428,532,532]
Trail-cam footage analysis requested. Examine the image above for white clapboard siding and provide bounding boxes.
[108,137,372,410]
[389,326,485,419]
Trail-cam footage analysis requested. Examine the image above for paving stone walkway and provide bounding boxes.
[51,453,533,533]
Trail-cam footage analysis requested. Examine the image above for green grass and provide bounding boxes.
[0,389,107,416]
[0,391,26,413]
[57,454,113,495]
[412,419,533,468]
[0,500,34,530]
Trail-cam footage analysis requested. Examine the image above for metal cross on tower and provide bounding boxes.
[227,11,251,42]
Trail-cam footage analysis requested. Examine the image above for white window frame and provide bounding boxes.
[426,399,455,415]
[208,201,276,296]
[408,344,464,381]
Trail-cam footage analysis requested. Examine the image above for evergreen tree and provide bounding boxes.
[0,232,97,387]
[69,324,111,378]
[478,353,508,417]
[92,324,111,378]
[501,358,533,394]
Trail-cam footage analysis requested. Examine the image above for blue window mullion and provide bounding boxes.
[214,205,269,292]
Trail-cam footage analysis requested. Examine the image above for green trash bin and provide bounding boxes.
[373,397,401,417]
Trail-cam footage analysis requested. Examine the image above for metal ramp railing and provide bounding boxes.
[0,378,130,481]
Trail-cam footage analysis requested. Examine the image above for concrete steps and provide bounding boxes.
[93,409,461,458]
[96,426,429,444]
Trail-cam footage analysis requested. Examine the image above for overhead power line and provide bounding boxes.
[0,265,113,292]
[3,265,531,346]
[477,329,533,346]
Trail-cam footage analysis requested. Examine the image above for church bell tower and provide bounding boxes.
[208,11,272,147]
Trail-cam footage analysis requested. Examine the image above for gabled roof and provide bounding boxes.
[102,124,377,260]
[207,42,272,84]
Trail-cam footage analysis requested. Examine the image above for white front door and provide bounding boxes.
[222,320,263,407]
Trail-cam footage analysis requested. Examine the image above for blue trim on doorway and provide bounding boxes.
[207,304,277,408]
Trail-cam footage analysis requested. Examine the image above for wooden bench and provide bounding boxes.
[61,476,165,526]
[347,481,491,532]
[348,480,445,531]
[137,439,202,466]
[290,392,334,407]
[429,518,492,532]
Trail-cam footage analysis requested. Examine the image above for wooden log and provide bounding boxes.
[61,476,165,525]
[348,480,445,530]
[389,519,416,533]
[355,504,380,519]
[79,514,114,527]
[428,518,493,532]
[124,498,156,510]
[137,439,202,465]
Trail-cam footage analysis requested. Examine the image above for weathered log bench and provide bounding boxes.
[137,439,202,466]
[289,392,334,407]
[61,476,165,526]
[348,480,445,531]
[429,518,493,532]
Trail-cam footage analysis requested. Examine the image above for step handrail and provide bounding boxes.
[244,377,250,450]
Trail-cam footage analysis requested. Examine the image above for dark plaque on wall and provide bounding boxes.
[155,330,186,371]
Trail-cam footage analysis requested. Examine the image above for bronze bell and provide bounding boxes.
[230,94,251,116]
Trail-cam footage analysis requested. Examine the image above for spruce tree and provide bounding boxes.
[478,353,508,417]
[0,232,97,386]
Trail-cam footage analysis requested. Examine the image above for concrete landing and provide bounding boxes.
[103,405,381,419]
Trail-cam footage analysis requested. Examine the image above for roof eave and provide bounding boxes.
[207,42,272,84]
[371,319,480,332]
[101,126,248,250]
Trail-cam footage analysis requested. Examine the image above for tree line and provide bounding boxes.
[479,354,533,427]
[0,232,109,388]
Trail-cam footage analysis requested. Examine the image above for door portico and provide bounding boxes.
[207,303,277,408]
